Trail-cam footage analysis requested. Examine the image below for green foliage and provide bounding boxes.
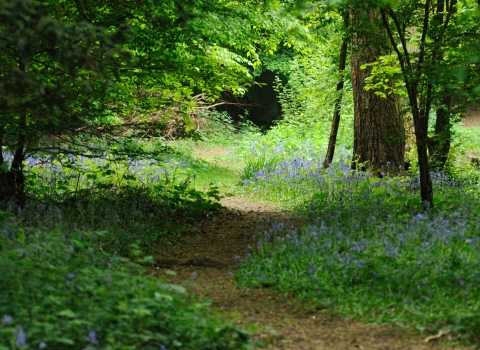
[193,111,260,145]
[362,54,407,98]
[0,142,251,349]
[13,152,223,255]
[0,229,249,349]
[452,126,480,158]
[0,0,307,207]
[241,149,282,182]
[270,21,354,150]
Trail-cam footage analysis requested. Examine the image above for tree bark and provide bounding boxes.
[350,7,405,175]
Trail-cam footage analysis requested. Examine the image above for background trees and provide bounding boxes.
[1,0,479,209]
[0,0,294,208]
[0,0,127,207]
[316,0,480,206]
[379,0,480,206]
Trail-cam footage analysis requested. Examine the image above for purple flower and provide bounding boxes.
[3,315,13,324]
[456,276,464,287]
[39,342,47,349]
[89,331,98,344]
[67,273,75,280]
[190,271,197,282]
[16,326,27,347]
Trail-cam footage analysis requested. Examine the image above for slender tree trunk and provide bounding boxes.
[413,101,434,207]
[380,5,434,208]
[0,124,26,210]
[380,0,461,207]
[428,0,455,170]
[351,7,405,175]
[323,12,349,168]
[11,111,27,209]
[429,96,452,170]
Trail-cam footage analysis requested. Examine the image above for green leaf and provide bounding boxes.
[57,309,76,318]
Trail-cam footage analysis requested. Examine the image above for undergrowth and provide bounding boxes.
[0,147,250,349]
[236,145,480,344]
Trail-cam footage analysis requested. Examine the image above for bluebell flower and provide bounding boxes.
[39,342,47,349]
[16,326,26,347]
[190,271,198,282]
[456,276,465,287]
[3,315,13,324]
[89,330,98,344]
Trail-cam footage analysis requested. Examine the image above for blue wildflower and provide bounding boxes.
[89,331,98,344]
[16,326,26,347]
[3,315,13,324]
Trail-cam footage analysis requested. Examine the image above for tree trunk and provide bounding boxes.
[412,101,434,207]
[323,12,349,168]
[429,96,452,170]
[0,56,28,210]
[350,8,405,176]
[428,0,454,171]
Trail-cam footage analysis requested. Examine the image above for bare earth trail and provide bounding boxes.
[149,196,472,350]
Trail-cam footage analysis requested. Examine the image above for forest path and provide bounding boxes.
[147,145,472,349]
[149,195,472,350]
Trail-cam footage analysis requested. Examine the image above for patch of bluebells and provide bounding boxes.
[16,152,189,197]
[0,151,196,257]
[241,144,381,203]
[241,143,480,226]
[238,203,480,329]
[237,144,480,331]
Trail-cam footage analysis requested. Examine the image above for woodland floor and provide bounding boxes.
[147,147,474,350]
[464,106,480,127]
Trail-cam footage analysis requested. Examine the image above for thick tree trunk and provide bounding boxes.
[323,13,349,168]
[350,8,405,176]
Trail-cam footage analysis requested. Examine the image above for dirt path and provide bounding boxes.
[148,196,473,350]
